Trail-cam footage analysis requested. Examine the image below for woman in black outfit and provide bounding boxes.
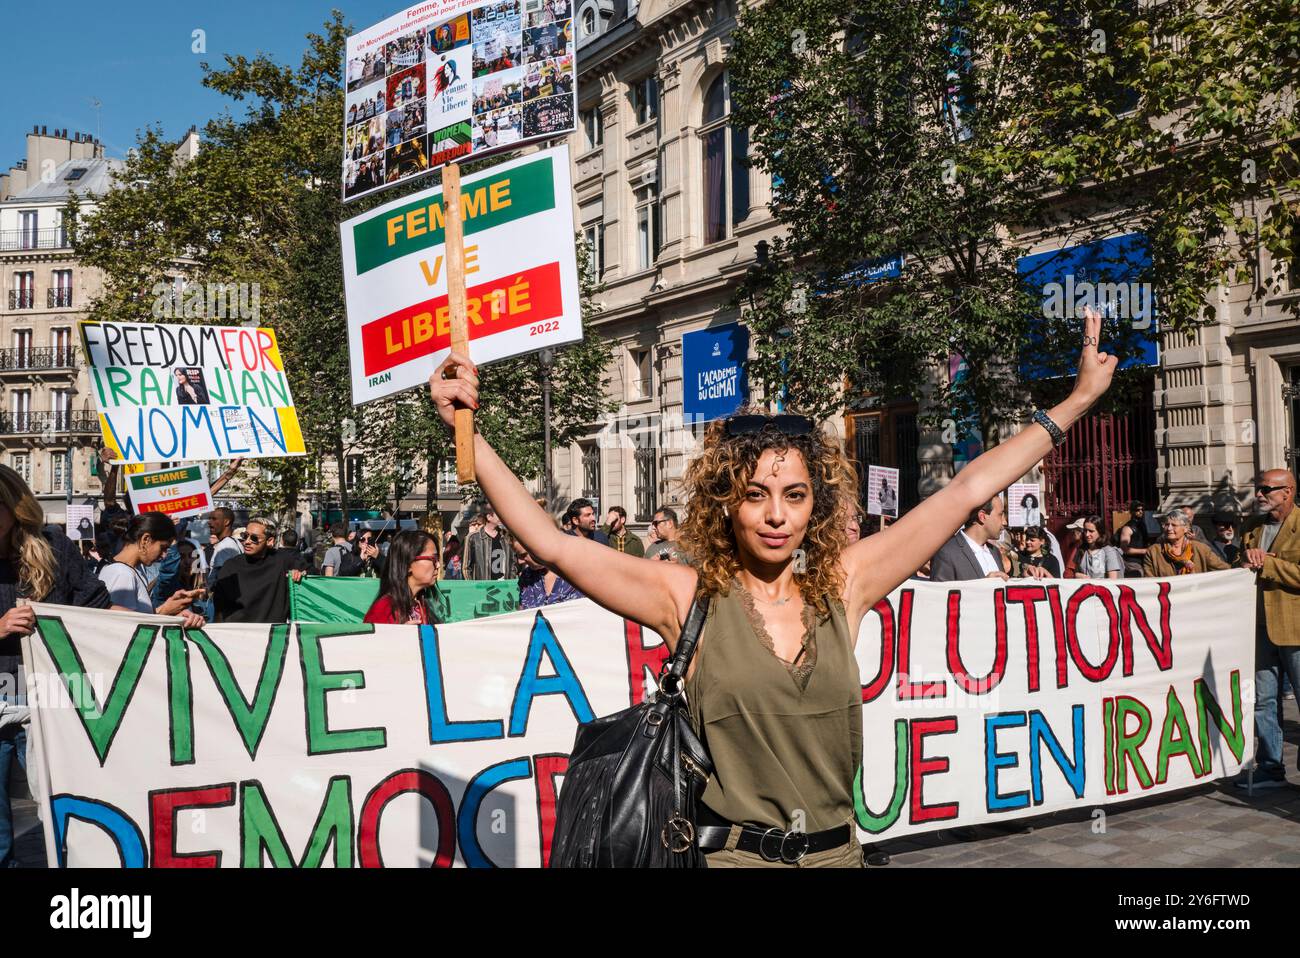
[0,464,114,867]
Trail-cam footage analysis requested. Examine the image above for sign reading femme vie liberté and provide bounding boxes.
[340,144,581,405]
[126,465,213,520]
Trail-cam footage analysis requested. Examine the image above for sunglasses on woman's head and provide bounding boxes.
[723,414,814,438]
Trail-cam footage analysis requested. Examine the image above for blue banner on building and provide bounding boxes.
[682,323,749,421]
[1017,233,1159,379]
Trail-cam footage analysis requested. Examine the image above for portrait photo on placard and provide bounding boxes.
[171,366,210,406]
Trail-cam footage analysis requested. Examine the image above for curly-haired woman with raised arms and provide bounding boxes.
[428,307,1116,868]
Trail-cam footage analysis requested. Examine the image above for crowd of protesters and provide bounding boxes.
[0,429,1295,863]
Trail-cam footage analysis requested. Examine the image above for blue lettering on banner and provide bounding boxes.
[1029,706,1086,804]
[247,407,288,455]
[419,625,505,743]
[508,613,595,736]
[219,406,252,455]
[51,794,147,868]
[457,757,532,868]
[682,323,749,421]
[148,408,180,458]
[180,405,222,458]
[984,712,1031,812]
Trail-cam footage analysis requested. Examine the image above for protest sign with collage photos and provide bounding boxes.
[344,0,577,201]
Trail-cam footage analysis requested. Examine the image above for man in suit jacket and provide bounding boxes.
[1238,468,1300,787]
[929,496,1011,582]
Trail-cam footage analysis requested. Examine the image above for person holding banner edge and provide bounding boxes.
[428,307,1116,867]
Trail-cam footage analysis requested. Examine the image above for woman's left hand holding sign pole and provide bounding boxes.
[430,352,481,435]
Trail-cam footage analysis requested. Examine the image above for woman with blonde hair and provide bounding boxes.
[428,308,1116,867]
[0,464,114,867]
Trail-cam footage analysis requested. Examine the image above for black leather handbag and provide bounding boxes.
[549,595,712,868]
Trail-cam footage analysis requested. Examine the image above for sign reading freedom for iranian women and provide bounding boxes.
[79,322,305,464]
[24,572,1254,867]
[340,145,581,405]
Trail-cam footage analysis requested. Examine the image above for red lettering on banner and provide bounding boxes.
[861,596,897,703]
[139,493,210,515]
[909,717,959,824]
[1065,584,1122,682]
[1004,586,1048,692]
[1117,582,1173,674]
[896,589,946,700]
[361,262,565,377]
[533,753,569,869]
[624,618,668,706]
[149,783,236,867]
[945,589,1008,694]
[359,769,456,868]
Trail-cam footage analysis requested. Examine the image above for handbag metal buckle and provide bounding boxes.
[657,671,685,700]
[661,815,695,853]
[758,827,809,864]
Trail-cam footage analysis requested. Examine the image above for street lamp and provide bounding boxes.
[539,347,555,501]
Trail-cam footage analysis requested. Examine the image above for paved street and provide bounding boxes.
[10,699,1300,869]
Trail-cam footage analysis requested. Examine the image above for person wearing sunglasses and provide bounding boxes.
[364,530,442,625]
[1237,469,1300,788]
[211,518,305,623]
[428,306,1117,867]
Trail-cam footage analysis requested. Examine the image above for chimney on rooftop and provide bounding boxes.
[41,125,47,135]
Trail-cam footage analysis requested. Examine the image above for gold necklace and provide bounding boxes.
[738,577,796,607]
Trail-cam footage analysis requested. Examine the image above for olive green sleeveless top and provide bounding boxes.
[686,584,862,832]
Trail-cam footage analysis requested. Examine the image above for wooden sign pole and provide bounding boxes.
[442,162,476,483]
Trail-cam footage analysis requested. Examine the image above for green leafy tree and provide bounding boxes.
[729,0,1299,446]
[73,13,611,519]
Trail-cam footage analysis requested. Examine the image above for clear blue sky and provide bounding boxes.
[0,1,405,165]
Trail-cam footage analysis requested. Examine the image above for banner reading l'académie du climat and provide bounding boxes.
[80,321,305,464]
[24,572,1255,867]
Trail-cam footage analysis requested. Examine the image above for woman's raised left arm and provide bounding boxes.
[842,307,1116,619]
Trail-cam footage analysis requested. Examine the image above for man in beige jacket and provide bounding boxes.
[1238,469,1300,787]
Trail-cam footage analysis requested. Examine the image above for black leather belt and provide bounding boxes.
[696,822,852,864]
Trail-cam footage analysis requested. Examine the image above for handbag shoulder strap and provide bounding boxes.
[664,593,710,682]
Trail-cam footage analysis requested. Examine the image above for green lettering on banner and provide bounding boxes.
[1195,671,1245,768]
[163,627,195,765]
[36,617,157,766]
[855,719,908,833]
[188,625,290,760]
[298,623,387,755]
[240,777,354,868]
[1114,696,1154,792]
[1155,685,1203,783]
[1102,696,1115,794]
[351,157,556,276]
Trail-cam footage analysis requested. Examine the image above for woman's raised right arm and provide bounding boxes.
[430,354,697,644]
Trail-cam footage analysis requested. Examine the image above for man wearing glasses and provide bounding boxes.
[1238,470,1300,787]
[645,506,683,562]
[212,518,306,623]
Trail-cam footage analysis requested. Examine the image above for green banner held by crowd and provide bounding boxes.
[287,575,518,624]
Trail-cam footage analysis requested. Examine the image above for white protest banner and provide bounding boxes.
[126,465,213,520]
[866,465,900,518]
[24,572,1254,867]
[1009,481,1043,527]
[340,144,581,405]
[343,0,577,202]
[79,322,305,465]
[65,505,96,542]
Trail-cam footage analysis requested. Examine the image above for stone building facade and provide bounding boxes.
[0,127,118,522]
